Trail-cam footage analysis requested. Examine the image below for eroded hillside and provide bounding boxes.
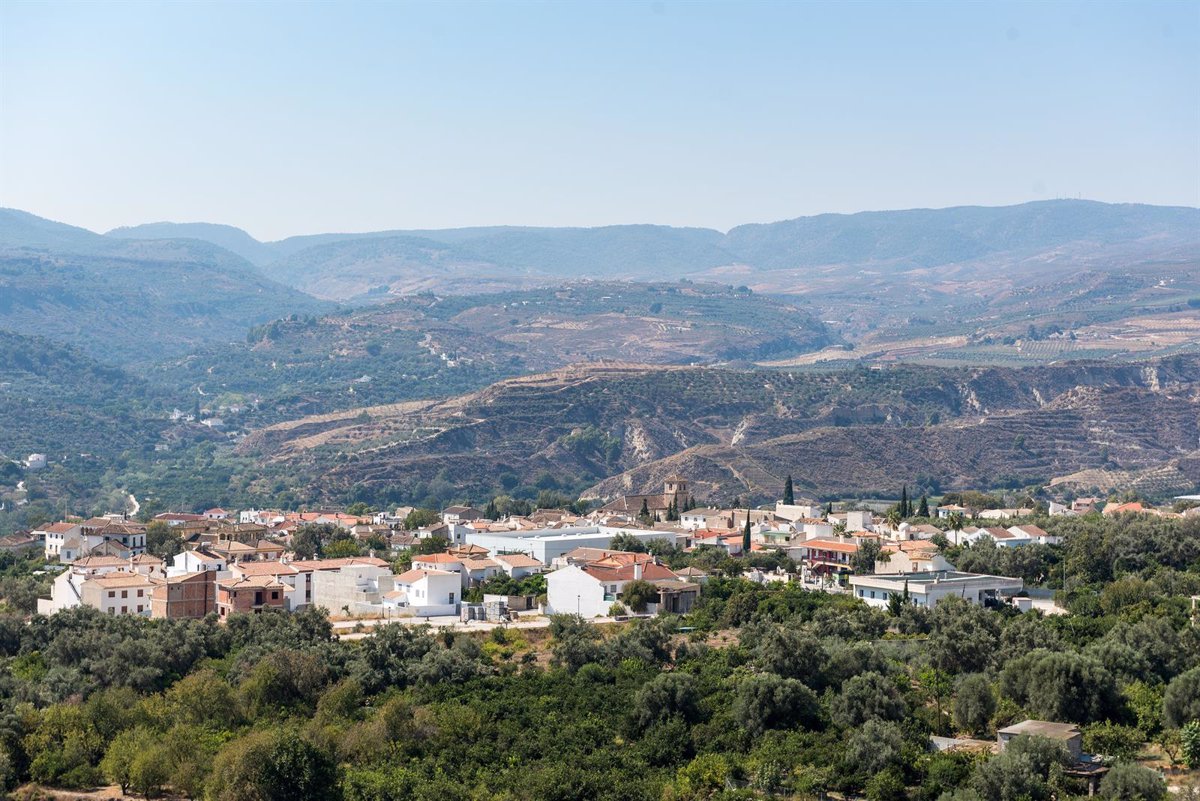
[236,356,1200,504]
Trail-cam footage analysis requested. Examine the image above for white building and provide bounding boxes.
[545,559,683,618]
[168,549,228,577]
[850,570,1023,609]
[465,525,678,564]
[386,568,460,616]
[25,453,47,471]
[679,508,731,531]
[493,553,544,579]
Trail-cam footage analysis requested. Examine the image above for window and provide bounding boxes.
[108,591,115,598]
[121,590,128,598]
[869,590,876,599]
[121,606,127,613]
[137,589,143,597]
[271,591,278,600]
[137,605,143,612]
[449,592,455,603]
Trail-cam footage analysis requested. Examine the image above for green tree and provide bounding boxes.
[846,718,904,775]
[742,513,752,554]
[639,498,651,523]
[900,485,910,518]
[1084,722,1145,762]
[1164,667,1200,729]
[1098,762,1166,801]
[608,532,649,552]
[1001,649,1120,724]
[930,597,1000,674]
[145,520,182,560]
[972,735,1069,801]
[403,508,440,530]
[954,674,997,736]
[1182,721,1200,769]
[102,726,152,794]
[621,579,658,613]
[918,494,930,517]
[631,673,700,733]
[732,673,820,736]
[783,475,795,505]
[830,671,906,728]
[207,728,339,801]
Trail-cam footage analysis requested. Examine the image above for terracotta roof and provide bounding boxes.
[74,556,129,568]
[288,556,390,571]
[494,554,543,568]
[582,562,678,582]
[233,562,299,577]
[412,553,462,565]
[40,522,78,534]
[801,539,859,555]
[218,574,285,590]
[89,571,159,588]
[395,568,457,583]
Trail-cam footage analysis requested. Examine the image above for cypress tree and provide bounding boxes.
[742,511,752,554]
[640,498,650,522]
[783,475,795,506]
[918,494,930,518]
[900,485,909,518]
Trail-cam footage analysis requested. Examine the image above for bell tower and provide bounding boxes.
[664,475,688,509]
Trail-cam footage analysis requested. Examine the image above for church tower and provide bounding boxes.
[663,475,688,510]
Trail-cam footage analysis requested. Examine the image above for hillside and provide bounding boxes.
[150,282,831,422]
[108,220,277,266]
[0,209,330,363]
[235,356,1200,505]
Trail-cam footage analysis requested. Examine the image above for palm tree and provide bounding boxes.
[886,508,902,531]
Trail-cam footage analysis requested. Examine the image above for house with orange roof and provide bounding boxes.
[797,538,859,578]
[494,553,545,579]
[546,555,692,618]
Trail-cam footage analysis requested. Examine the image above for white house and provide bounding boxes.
[545,558,681,618]
[168,549,228,577]
[679,508,731,531]
[25,453,48,471]
[850,570,1023,609]
[494,553,545,579]
[1007,524,1059,546]
[38,522,85,561]
[386,568,460,616]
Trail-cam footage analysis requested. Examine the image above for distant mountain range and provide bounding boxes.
[104,199,1200,300]
[0,209,330,362]
[3,200,1197,365]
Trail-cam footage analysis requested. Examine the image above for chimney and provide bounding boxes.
[633,563,643,581]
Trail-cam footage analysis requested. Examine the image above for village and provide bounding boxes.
[8,476,1191,628]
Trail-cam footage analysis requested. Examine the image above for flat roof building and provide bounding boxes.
[850,570,1023,609]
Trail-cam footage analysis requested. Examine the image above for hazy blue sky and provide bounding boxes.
[1,0,1197,240]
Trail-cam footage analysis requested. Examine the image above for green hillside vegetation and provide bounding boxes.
[0,512,1196,800]
[149,283,830,425]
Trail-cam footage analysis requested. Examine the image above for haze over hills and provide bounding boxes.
[0,209,331,363]
[103,199,1200,301]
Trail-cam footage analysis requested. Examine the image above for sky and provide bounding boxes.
[1,0,1197,241]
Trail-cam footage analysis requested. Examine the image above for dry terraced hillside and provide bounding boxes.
[237,357,1200,504]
